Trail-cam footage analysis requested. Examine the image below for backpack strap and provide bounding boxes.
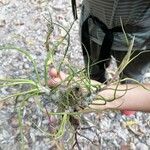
[71,0,78,20]
[91,16,122,67]
[81,15,122,81]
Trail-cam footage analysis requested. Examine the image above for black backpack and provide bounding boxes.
[71,0,122,82]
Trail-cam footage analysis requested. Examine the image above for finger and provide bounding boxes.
[59,71,67,80]
[49,68,58,78]
[48,77,62,87]
[49,68,67,80]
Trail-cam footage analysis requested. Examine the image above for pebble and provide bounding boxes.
[0,134,3,141]
[129,142,136,150]
[2,130,10,140]
[0,19,6,27]
[1,87,9,95]
[16,60,22,68]
[7,113,19,128]
[146,139,150,146]
[30,132,36,143]
[23,63,30,69]
[136,143,149,150]
[42,119,49,125]
[108,112,116,118]
[0,0,10,6]
[13,19,24,26]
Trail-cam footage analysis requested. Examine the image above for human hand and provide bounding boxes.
[48,68,107,111]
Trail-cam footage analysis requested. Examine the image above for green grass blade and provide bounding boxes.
[117,36,135,75]
[55,114,68,139]
[0,78,36,83]
[120,17,129,46]
[0,81,36,87]
[0,89,39,102]
[44,21,75,86]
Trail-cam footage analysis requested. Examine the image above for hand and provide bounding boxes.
[48,68,107,111]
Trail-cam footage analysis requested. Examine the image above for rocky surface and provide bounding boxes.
[0,0,150,150]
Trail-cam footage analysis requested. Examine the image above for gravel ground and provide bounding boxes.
[0,0,150,150]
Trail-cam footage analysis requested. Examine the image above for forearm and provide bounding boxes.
[90,83,150,112]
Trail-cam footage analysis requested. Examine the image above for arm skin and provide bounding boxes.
[89,83,150,112]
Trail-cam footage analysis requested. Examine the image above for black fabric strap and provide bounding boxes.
[71,0,78,20]
[81,15,123,70]
[91,16,122,68]
[81,15,123,82]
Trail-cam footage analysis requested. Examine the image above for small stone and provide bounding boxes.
[42,119,49,125]
[1,87,9,95]
[133,138,139,144]
[136,143,149,150]
[13,19,24,26]
[129,142,136,150]
[18,64,23,70]
[109,112,116,118]
[32,115,37,119]
[23,63,30,69]
[26,121,32,126]
[30,132,36,143]
[0,102,4,109]
[51,0,66,10]
[0,19,6,27]
[2,130,10,139]
[30,0,47,7]
[0,0,10,6]
[146,139,150,146]
[8,115,19,128]
[0,134,3,141]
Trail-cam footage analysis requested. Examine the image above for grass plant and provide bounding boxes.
[0,17,148,149]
